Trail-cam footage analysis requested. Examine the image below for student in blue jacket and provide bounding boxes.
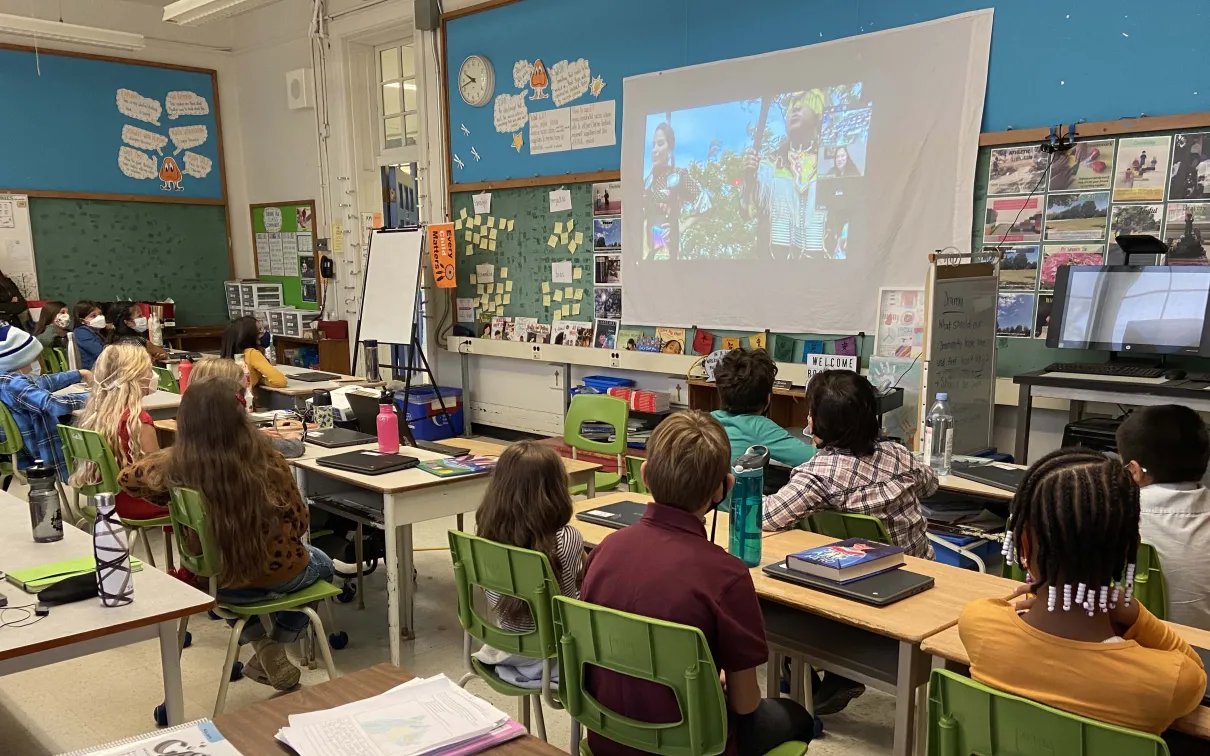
[73,301,106,370]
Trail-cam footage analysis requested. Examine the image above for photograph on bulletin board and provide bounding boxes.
[251,200,320,310]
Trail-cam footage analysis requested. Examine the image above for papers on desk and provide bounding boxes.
[277,674,524,756]
[64,719,241,755]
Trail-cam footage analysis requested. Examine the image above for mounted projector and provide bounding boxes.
[163,0,288,26]
[0,13,145,50]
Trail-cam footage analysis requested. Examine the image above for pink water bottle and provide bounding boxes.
[376,390,400,454]
[177,358,192,392]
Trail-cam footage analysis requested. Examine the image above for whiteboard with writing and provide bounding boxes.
[921,266,997,454]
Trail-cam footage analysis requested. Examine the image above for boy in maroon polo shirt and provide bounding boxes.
[580,411,814,756]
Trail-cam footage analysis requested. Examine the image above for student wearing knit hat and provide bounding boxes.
[0,323,92,481]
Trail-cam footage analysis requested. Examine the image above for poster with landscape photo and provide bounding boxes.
[1043,191,1109,241]
[995,245,1039,290]
[1034,294,1054,339]
[987,145,1049,195]
[996,292,1035,338]
[1107,203,1163,263]
[1040,244,1104,290]
[984,196,1043,243]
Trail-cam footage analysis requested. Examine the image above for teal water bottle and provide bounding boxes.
[728,445,769,567]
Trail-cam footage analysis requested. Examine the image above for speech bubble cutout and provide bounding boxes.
[263,207,283,233]
[169,124,208,155]
[512,60,533,90]
[121,125,169,155]
[493,93,528,134]
[118,146,158,180]
[183,151,213,179]
[166,90,210,119]
[550,59,590,107]
[116,89,162,126]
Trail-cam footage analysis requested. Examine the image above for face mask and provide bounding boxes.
[132,317,148,332]
[29,361,41,377]
[88,315,106,329]
[53,313,70,329]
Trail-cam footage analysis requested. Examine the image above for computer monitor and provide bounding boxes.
[1046,265,1210,356]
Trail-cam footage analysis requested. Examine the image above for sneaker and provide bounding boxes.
[247,639,301,691]
[814,674,865,716]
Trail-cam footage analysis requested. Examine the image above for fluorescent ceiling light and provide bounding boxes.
[0,13,145,51]
[163,0,286,26]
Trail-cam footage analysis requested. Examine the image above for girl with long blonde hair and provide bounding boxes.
[70,343,166,519]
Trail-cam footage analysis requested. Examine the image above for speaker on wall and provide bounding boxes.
[286,67,314,110]
[414,0,440,31]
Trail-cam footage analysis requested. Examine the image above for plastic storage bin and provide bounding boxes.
[579,375,636,394]
[930,531,1000,572]
[398,387,465,441]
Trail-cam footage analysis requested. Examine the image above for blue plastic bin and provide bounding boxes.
[930,531,1000,572]
[580,375,635,393]
[397,386,463,421]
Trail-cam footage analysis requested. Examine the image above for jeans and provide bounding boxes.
[735,698,815,756]
[218,544,335,644]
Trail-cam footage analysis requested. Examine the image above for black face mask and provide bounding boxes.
[708,475,734,513]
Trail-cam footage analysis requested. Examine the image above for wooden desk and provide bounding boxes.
[0,491,213,727]
[921,622,1210,741]
[257,364,379,410]
[572,492,790,550]
[755,529,1020,756]
[214,663,562,755]
[290,437,601,665]
[937,467,1019,501]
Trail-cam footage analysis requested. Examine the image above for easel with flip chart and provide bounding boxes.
[919,253,999,454]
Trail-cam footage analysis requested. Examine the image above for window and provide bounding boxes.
[377,43,418,150]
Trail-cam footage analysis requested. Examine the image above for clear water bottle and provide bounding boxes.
[729,445,769,568]
[925,392,954,475]
[27,460,62,543]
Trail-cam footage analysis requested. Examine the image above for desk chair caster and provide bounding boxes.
[183,631,192,649]
[336,582,357,604]
[329,631,349,650]
[813,718,824,739]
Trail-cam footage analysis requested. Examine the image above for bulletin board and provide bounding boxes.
[250,201,320,311]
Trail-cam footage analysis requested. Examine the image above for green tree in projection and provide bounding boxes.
[1112,204,1159,234]
[679,149,756,259]
[1002,250,1033,269]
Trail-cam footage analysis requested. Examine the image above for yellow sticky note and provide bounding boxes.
[561,304,570,317]
[507,220,515,232]
[506,281,514,292]
[503,294,511,305]
[564,286,573,298]
[487,216,495,228]
[473,215,481,226]
[575,288,584,301]
[500,267,508,278]
[465,245,473,256]
[488,240,496,252]
[454,219,463,230]
[495,306,504,316]
[573,267,582,280]
[555,221,564,234]
[459,208,468,219]
[561,233,569,245]
[470,274,477,285]
[543,295,551,306]
[479,236,488,249]
[554,310,562,322]
[572,304,581,316]
[542,282,550,294]
[473,233,481,244]
[477,283,485,295]
[548,235,558,248]
[490,228,498,240]
[567,219,575,232]
[554,290,563,302]
[464,230,471,242]
[574,232,584,245]
[568,242,578,254]
[496,283,504,294]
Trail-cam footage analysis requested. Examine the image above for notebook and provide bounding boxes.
[949,463,1025,492]
[62,719,241,755]
[305,427,375,448]
[418,455,497,478]
[762,562,934,606]
[289,371,340,382]
[315,449,419,475]
[575,500,650,529]
[6,555,144,592]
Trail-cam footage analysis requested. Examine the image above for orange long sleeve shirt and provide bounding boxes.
[959,597,1206,734]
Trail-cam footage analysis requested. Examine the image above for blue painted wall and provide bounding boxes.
[447,0,1210,184]
[0,48,224,200]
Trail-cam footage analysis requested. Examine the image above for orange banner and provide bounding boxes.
[428,223,457,288]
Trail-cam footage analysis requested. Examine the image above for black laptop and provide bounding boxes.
[949,464,1026,493]
[305,427,376,449]
[315,449,419,475]
[762,562,935,606]
[1195,647,1210,706]
[345,391,470,457]
[576,500,649,530]
[290,371,341,382]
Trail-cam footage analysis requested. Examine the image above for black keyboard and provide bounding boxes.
[1044,362,1165,379]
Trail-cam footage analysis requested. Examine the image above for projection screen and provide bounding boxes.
[620,10,993,332]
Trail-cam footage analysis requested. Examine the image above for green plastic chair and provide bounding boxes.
[565,394,629,496]
[928,668,1169,756]
[57,425,175,569]
[0,402,21,491]
[800,511,892,544]
[625,455,648,494]
[553,595,808,756]
[169,487,342,714]
[153,366,180,393]
[448,530,565,744]
[1001,543,1168,620]
[39,347,68,374]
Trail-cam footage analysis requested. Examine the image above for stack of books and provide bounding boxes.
[276,674,525,756]
[786,538,905,583]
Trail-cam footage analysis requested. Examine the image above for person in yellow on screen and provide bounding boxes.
[740,89,827,260]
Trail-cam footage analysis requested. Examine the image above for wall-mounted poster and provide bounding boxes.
[1047,139,1114,192]
[874,288,925,358]
[1112,136,1172,203]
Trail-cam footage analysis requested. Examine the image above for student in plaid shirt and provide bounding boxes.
[762,369,937,559]
[0,324,91,481]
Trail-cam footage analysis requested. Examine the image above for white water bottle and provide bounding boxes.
[925,392,954,476]
[93,492,134,607]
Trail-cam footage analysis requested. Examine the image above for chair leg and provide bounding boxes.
[300,605,338,680]
[530,695,547,742]
[136,529,157,568]
[355,523,365,611]
[519,696,531,732]
[570,718,582,755]
[214,617,248,716]
[164,529,176,572]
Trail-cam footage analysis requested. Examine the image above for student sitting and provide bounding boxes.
[221,316,286,408]
[120,377,334,691]
[188,356,245,386]
[0,324,90,481]
[106,303,167,363]
[73,301,107,371]
[34,300,70,353]
[960,448,1206,740]
[580,411,814,756]
[471,441,584,684]
[762,369,936,558]
[69,344,167,520]
[1116,405,1210,631]
[710,349,815,467]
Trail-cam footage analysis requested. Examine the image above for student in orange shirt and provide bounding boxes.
[960,448,1205,748]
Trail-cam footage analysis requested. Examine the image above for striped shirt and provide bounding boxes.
[487,525,584,632]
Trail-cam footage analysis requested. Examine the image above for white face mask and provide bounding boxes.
[88,315,106,329]
[132,317,148,332]
[53,313,70,329]
[29,361,40,377]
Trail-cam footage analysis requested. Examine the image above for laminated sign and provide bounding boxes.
[429,223,457,288]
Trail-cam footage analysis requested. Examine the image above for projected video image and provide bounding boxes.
[641,83,871,261]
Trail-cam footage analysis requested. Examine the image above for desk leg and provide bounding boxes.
[159,621,185,726]
[385,516,402,667]
[892,641,928,756]
[400,523,416,641]
[460,352,473,437]
[586,473,596,499]
[1013,383,1033,465]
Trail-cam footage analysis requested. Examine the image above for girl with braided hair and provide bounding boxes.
[959,448,1206,736]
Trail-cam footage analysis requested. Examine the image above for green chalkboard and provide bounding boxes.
[29,197,229,326]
